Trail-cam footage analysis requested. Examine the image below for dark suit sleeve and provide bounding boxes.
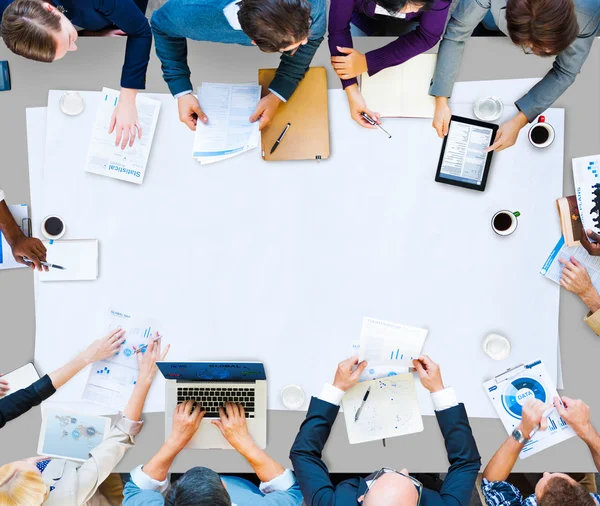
[435,403,481,506]
[289,397,340,506]
[0,375,56,429]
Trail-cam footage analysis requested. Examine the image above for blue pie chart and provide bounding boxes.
[501,377,546,419]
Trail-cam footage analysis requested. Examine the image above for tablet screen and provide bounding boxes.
[439,120,494,186]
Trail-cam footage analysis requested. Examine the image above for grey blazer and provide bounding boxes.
[429,0,600,120]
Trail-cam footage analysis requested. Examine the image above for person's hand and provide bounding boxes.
[554,396,593,439]
[331,47,368,80]
[486,112,528,152]
[345,85,380,129]
[9,235,48,271]
[212,402,254,452]
[432,97,451,138]
[167,400,205,450]
[332,356,367,392]
[178,93,208,131]
[78,328,127,365]
[559,256,594,296]
[136,332,170,386]
[412,355,444,393]
[0,375,8,398]
[249,93,282,131]
[109,89,141,150]
[581,229,600,256]
[520,398,548,436]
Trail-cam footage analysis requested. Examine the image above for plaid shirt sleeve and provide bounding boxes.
[482,479,525,506]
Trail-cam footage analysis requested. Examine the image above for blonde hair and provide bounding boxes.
[0,463,48,506]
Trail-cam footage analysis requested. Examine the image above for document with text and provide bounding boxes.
[541,236,600,291]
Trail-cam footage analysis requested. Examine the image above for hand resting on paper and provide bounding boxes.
[249,93,281,131]
[558,256,600,313]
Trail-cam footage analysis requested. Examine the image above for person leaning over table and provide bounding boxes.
[0,187,47,271]
[0,328,127,425]
[150,0,326,132]
[0,334,169,506]
[558,254,600,335]
[429,0,600,152]
[328,0,451,128]
[290,354,481,506]
[122,401,303,505]
[481,397,600,505]
[1,0,153,150]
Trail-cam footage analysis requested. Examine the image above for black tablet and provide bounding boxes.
[435,115,498,191]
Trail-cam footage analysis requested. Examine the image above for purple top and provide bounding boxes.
[328,0,451,88]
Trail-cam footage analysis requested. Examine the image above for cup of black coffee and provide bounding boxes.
[528,115,555,148]
[41,215,66,240]
[492,210,520,236]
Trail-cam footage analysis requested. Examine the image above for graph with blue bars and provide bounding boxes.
[587,161,598,178]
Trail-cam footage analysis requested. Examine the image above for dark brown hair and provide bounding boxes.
[238,0,312,53]
[1,0,60,63]
[538,477,596,506]
[506,0,579,56]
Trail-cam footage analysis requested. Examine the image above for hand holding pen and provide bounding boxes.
[22,256,65,271]
[134,331,164,354]
[361,112,392,139]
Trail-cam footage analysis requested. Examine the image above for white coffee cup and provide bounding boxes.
[482,333,511,360]
[60,92,85,116]
[41,215,66,240]
[528,116,555,148]
[492,210,520,236]
[281,384,306,409]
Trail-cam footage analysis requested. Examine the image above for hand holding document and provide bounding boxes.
[193,83,261,164]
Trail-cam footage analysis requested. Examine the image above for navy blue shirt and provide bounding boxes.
[0,374,56,429]
[1,0,151,89]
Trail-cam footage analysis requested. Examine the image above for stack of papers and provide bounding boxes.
[193,83,261,164]
[84,87,161,184]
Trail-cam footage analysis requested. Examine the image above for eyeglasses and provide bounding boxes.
[521,45,534,55]
[363,468,423,505]
[278,16,313,56]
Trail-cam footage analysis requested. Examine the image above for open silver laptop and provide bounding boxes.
[157,361,267,449]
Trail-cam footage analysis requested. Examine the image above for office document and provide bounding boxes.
[83,309,161,411]
[342,376,423,444]
[193,83,261,164]
[84,88,160,184]
[0,204,29,270]
[572,154,600,239]
[358,317,427,381]
[39,239,98,281]
[541,236,600,291]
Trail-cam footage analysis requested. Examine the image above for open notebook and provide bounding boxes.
[342,375,423,444]
[361,54,437,118]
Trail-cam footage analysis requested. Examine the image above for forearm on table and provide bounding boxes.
[124,380,152,422]
[48,354,89,390]
[0,200,25,244]
[142,441,182,481]
[581,289,600,314]
[239,442,285,483]
[482,436,522,482]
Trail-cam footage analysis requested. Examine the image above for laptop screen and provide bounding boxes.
[157,362,266,382]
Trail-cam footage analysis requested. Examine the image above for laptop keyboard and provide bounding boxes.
[177,386,256,418]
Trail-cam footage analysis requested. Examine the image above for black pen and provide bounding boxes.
[354,386,372,422]
[22,257,66,270]
[360,112,392,139]
[270,122,291,154]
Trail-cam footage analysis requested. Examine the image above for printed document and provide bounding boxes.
[83,308,161,411]
[359,317,427,381]
[0,204,29,270]
[541,236,600,292]
[572,154,600,239]
[342,376,423,444]
[193,83,261,164]
[84,88,160,184]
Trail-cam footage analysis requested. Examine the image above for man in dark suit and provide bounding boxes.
[290,354,481,506]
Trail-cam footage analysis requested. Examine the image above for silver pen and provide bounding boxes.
[360,112,392,139]
[354,386,372,422]
[134,334,162,354]
[22,256,66,270]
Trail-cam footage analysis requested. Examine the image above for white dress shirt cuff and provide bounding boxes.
[259,468,297,494]
[174,90,193,99]
[318,383,345,406]
[0,189,4,202]
[130,464,170,493]
[431,387,458,411]
[267,88,287,103]
[115,412,144,437]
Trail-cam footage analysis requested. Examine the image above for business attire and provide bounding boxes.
[122,466,304,505]
[328,0,452,88]
[37,413,143,506]
[290,384,481,506]
[0,374,55,429]
[150,0,326,102]
[0,0,152,90]
[429,0,600,121]
[482,478,600,505]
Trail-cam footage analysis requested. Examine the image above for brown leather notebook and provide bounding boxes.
[258,66,330,161]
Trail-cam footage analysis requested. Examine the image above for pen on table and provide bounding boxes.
[133,334,163,354]
[528,406,556,439]
[270,122,291,154]
[360,112,392,139]
[354,386,372,422]
[22,257,66,270]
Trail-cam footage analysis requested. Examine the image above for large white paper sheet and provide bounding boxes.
[28,81,563,418]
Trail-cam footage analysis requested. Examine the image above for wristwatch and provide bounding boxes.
[512,428,529,444]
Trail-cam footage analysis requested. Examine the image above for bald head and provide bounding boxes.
[361,471,419,506]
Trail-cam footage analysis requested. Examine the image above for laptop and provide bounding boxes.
[157,361,267,449]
